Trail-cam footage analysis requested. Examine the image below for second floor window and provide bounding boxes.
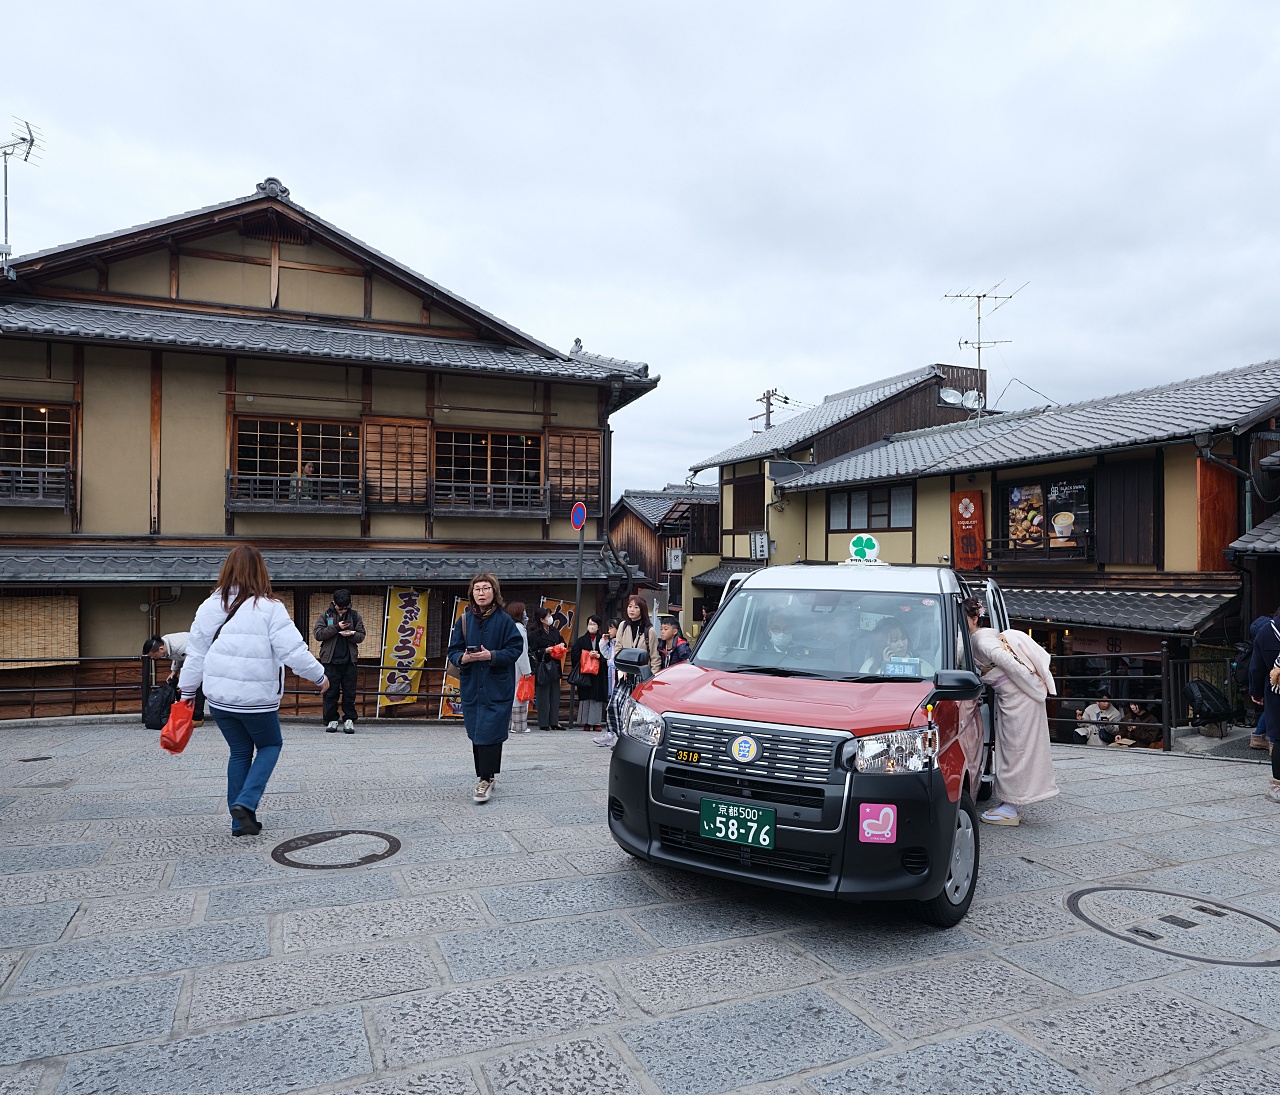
[830,485,914,532]
[236,418,360,480]
[1,404,73,468]
[435,431,542,485]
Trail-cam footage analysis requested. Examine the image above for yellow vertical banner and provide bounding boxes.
[378,588,429,711]
[439,597,468,719]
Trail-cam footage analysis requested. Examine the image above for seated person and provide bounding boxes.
[1112,700,1162,748]
[1076,692,1123,742]
[859,618,936,676]
[764,611,799,655]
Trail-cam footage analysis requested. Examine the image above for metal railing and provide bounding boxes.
[0,463,72,509]
[431,480,550,518]
[225,472,363,515]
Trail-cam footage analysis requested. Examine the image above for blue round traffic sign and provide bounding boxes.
[570,502,587,530]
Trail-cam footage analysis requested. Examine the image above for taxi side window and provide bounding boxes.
[953,602,974,672]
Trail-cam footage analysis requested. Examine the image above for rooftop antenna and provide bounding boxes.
[1,119,43,281]
[943,280,1027,376]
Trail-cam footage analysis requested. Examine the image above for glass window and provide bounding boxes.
[829,492,848,532]
[235,418,358,479]
[0,404,73,468]
[891,485,913,528]
[435,431,543,486]
[694,587,943,681]
[848,490,868,530]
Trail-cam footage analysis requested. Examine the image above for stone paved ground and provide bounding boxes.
[1,720,1279,1095]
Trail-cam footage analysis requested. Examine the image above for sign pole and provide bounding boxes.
[569,501,587,730]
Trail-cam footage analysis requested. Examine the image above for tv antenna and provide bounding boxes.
[943,280,1027,374]
[1,119,43,281]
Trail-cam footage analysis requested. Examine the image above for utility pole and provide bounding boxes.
[749,389,780,432]
[943,281,1027,374]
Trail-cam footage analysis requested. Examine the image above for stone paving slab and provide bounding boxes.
[1,721,1278,1093]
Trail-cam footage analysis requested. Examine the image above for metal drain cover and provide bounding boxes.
[1068,886,1280,967]
[271,830,401,870]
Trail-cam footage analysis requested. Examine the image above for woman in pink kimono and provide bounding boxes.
[964,598,1059,826]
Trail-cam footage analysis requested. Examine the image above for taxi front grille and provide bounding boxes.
[658,825,833,878]
[662,719,838,784]
[662,768,826,810]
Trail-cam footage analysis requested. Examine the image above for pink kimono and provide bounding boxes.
[972,627,1060,807]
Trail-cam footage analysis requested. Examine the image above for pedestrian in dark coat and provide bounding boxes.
[447,573,525,804]
[570,615,610,731]
[529,606,565,731]
[1248,607,1280,803]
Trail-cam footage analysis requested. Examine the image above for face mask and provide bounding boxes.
[588,623,598,633]
[769,628,791,645]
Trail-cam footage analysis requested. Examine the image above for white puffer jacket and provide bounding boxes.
[179,591,325,715]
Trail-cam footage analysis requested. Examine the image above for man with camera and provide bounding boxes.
[313,589,366,733]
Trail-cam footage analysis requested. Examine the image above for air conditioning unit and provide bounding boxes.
[666,547,684,571]
[749,531,768,560]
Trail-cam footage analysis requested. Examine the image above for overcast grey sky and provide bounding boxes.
[7,2,1280,496]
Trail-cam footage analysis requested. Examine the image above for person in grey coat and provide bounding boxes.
[447,573,525,804]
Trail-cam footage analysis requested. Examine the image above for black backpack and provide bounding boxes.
[143,680,177,731]
[1231,641,1252,687]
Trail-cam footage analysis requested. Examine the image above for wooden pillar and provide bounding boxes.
[224,356,236,535]
[72,345,84,533]
[150,351,162,534]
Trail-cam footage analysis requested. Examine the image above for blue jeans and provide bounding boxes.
[210,707,283,831]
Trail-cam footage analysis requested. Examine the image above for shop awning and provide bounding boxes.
[1002,588,1238,636]
[0,546,634,586]
[689,562,763,589]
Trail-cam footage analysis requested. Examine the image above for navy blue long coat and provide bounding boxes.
[447,606,524,745]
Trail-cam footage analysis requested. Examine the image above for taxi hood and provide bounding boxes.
[632,663,934,736]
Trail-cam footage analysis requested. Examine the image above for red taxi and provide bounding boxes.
[607,560,1003,926]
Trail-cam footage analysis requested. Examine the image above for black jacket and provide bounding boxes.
[1248,613,1280,726]
[570,632,610,701]
[313,605,367,664]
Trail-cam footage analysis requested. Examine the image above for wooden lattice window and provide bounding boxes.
[235,417,360,480]
[364,418,429,506]
[548,430,602,515]
[0,404,73,468]
[435,431,542,486]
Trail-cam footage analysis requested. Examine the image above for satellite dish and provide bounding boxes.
[961,390,986,411]
[938,387,963,407]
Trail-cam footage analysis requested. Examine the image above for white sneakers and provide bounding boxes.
[593,730,617,748]
[473,778,495,804]
[980,802,1021,826]
[325,721,339,733]
[343,719,355,734]
[1266,779,1280,804]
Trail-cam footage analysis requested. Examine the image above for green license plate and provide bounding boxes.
[698,798,776,848]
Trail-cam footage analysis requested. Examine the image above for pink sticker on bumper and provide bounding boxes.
[859,803,897,843]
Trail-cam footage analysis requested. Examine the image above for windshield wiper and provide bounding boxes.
[719,665,826,678]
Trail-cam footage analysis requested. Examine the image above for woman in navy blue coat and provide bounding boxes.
[447,573,525,804]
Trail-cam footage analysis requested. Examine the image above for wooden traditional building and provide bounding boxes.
[685,364,985,607]
[0,178,657,718]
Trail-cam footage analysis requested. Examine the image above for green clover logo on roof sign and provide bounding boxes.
[849,534,880,561]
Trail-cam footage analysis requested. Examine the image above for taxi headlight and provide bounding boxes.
[854,728,938,774]
[622,700,665,747]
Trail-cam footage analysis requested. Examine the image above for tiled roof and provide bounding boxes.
[1003,588,1237,635]
[0,298,654,389]
[1260,452,1280,470]
[690,562,763,589]
[614,483,718,528]
[688,366,941,472]
[782,361,1280,491]
[0,547,633,585]
[1228,512,1280,555]
[11,178,565,360]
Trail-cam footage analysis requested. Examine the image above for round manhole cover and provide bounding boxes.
[271,830,401,870]
[1067,886,1280,967]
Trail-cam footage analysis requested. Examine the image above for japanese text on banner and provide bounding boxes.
[379,588,428,709]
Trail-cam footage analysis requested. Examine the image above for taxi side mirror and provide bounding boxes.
[930,669,983,702]
[614,647,654,681]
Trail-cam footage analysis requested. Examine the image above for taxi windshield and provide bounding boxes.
[694,587,944,681]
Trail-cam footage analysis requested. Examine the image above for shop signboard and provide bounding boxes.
[1046,478,1091,550]
[950,490,985,570]
[439,597,468,718]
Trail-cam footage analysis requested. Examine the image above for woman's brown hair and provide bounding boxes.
[216,545,277,612]
[506,600,526,622]
[467,572,505,611]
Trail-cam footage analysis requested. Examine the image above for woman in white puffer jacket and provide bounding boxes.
[179,545,327,836]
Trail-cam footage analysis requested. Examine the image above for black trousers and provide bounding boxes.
[322,661,358,723]
[534,676,561,729]
[473,742,503,780]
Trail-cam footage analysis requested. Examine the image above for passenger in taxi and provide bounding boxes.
[859,617,936,676]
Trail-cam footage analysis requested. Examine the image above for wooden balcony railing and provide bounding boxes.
[984,532,1094,565]
[225,472,364,515]
[0,463,73,510]
[432,480,550,518]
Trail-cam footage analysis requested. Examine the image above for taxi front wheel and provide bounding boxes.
[917,790,979,928]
